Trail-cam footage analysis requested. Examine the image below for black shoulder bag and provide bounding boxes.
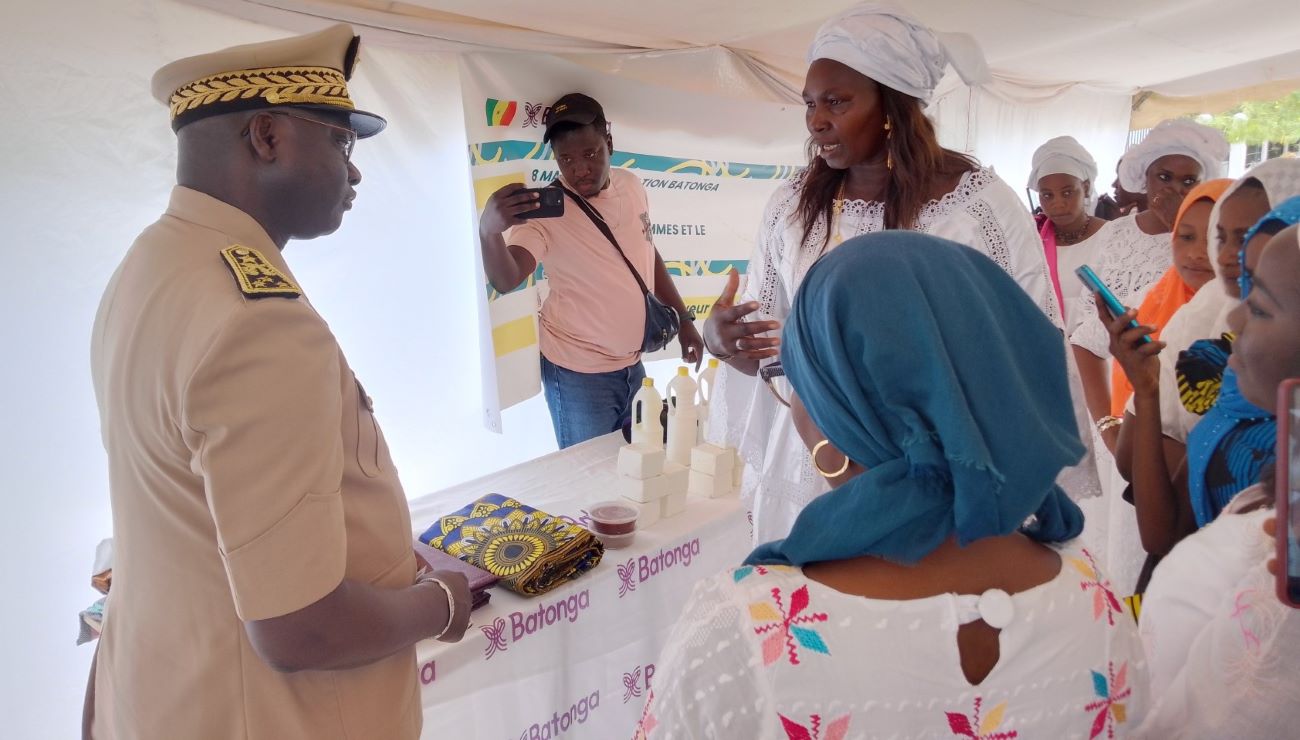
[554,182,681,353]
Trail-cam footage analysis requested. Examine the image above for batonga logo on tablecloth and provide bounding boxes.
[622,663,656,703]
[480,589,593,660]
[616,538,701,599]
[517,689,600,740]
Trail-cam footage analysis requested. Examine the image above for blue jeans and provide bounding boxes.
[540,355,646,449]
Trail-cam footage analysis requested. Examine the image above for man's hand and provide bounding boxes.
[479,183,539,237]
[418,570,472,643]
[703,269,780,362]
[679,320,704,370]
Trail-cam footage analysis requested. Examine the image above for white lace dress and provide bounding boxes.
[1067,213,1172,594]
[1068,213,1172,359]
[636,544,1148,739]
[710,168,1066,545]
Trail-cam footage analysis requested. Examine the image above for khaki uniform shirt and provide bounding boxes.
[90,187,421,739]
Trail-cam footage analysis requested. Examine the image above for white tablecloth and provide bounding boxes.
[407,433,752,739]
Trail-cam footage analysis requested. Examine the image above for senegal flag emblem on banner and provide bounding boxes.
[485,98,518,127]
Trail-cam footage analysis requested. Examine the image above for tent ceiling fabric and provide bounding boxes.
[183,0,1300,103]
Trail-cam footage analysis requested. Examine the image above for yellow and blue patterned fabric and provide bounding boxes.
[419,494,603,596]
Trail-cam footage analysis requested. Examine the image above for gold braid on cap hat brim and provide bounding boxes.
[169,66,354,120]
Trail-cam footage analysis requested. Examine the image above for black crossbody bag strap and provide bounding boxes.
[554,182,653,296]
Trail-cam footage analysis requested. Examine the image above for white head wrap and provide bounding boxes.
[1027,136,1098,191]
[1118,119,1228,194]
[807,2,991,104]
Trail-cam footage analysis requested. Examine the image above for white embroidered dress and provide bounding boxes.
[637,544,1148,739]
[1068,213,1172,359]
[710,168,1063,544]
[1136,493,1300,738]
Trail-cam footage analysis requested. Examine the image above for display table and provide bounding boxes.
[408,433,752,739]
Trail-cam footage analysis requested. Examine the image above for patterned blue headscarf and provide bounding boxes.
[746,233,1084,567]
[1187,196,1300,526]
[1240,195,1300,297]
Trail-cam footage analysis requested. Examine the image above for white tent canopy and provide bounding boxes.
[185,0,1300,102]
[3,1,1297,737]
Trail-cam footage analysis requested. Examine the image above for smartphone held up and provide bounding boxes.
[518,187,564,220]
[1075,265,1151,344]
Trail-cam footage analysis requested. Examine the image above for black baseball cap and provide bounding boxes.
[542,93,605,143]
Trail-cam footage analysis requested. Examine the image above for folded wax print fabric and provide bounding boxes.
[420,494,603,596]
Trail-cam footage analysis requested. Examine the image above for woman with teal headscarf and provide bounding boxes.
[639,233,1146,739]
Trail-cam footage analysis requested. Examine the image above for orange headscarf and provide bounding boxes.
[1110,178,1233,416]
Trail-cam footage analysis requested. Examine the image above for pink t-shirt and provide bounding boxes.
[508,167,656,373]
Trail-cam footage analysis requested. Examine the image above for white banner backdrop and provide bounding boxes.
[458,53,807,431]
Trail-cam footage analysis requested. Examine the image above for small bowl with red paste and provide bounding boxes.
[588,501,638,548]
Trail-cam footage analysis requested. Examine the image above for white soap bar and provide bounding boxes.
[688,468,732,499]
[662,462,689,495]
[662,490,688,518]
[618,471,674,503]
[620,495,661,529]
[618,443,666,481]
[690,443,734,477]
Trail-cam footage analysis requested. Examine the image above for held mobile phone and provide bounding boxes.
[1074,265,1152,344]
[518,186,564,219]
[1276,378,1300,608]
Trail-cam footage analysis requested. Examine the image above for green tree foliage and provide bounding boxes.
[1200,91,1300,145]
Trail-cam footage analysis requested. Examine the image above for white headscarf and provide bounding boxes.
[1206,157,1300,269]
[1027,136,1098,192]
[1118,119,1228,194]
[807,2,990,104]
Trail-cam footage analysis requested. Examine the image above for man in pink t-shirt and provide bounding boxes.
[478,93,703,447]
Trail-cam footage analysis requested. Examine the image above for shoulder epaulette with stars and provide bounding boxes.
[219,245,301,299]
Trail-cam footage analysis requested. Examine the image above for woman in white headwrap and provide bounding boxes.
[1071,119,1228,456]
[1028,136,1106,326]
[703,3,1059,545]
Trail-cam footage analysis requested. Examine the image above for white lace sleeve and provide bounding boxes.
[740,177,800,315]
[925,170,1061,327]
[636,575,767,740]
[1069,279,1111,358]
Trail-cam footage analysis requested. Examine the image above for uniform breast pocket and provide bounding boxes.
[353,377,383,478]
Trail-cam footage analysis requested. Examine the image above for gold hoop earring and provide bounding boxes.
[812,439,851,479]
[883,116,894,171]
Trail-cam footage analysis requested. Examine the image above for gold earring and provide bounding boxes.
[812,439,851,478]
[883,116,894,171]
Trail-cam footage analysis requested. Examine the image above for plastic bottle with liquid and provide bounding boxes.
[695,358,720,444]
[630,377,664,448]
[666,367,698,466]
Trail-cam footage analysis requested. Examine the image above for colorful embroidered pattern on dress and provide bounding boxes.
[633,689,658,739]
[1068,549,1124,626]
[1084,661,1132,739]
[778,712,850,740]
[733,564,793,582]
[945,696,1018,739]
[749,585,830,666]
[1230,587,1263,655]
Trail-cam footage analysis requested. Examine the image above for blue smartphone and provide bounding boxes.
[1075,265,1151,344]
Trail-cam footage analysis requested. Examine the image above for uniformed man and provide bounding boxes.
[85,24,470,739]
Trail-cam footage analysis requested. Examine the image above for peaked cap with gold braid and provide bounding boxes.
[151,23,385,138]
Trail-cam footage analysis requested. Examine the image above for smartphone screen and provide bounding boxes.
[1286,381,1300,605]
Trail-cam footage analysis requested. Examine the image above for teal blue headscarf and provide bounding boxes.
[747,232,1085,567]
